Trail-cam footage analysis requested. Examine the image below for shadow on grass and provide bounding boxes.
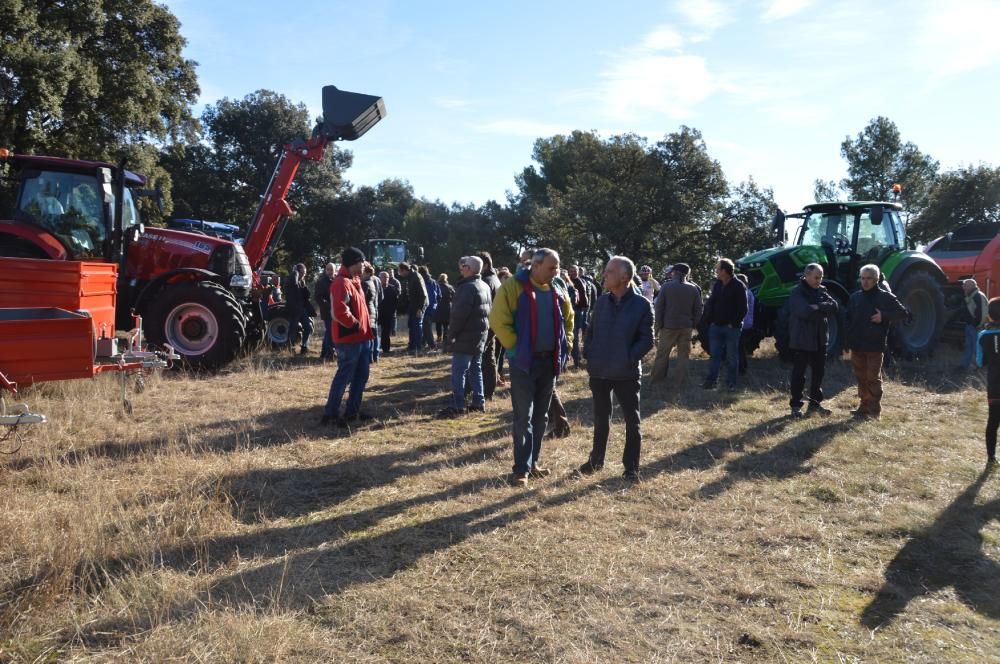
[860,468,1000,629]
[691,418,858,500]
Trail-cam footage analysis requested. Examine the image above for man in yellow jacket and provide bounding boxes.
[490,248,574,486]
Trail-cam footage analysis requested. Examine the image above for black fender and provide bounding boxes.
[131,268,223,316]
[821,279,850,304]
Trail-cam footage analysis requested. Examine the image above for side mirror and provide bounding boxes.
[321,85,386,141]
[771,209,786,245]
[870,206,884,225]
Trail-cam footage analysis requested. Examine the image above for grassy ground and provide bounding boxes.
[0,336,997,662]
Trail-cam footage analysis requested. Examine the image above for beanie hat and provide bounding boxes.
[673,263,690,276]
[341,246,366,268]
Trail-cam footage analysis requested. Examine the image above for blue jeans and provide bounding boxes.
[320,318,334,360]
[509,356,556,475]
[324,341,371,418]
[407,311,424,351]
[960,323,977,368]
[370,323,380,362]
[297,312,314,348]
[451,352,484,410]
[422,313,436,348]
[706,323,741,388]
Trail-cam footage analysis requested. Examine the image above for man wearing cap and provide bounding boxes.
[638,265,660,303]
[321,247,375,426]
[650,263,703,388]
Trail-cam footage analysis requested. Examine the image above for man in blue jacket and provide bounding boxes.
[577,256,654,482]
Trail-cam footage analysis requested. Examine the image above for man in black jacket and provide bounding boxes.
[788,263,839,417]
[378,270,400,354]
[397,262,428,352]
[440,255,493,418]
[315,262,335,361]
[845,264,908,420]
[477,251,502,399]
[568,264,591,368]
[702,258,747,391]
[577,256,654,482]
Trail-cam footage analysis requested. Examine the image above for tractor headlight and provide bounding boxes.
[229,274,252,289]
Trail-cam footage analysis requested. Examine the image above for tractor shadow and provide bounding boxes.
[860,468,1000,629]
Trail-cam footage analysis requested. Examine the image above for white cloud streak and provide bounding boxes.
[760,0,814,22]
[916,0,1000,77]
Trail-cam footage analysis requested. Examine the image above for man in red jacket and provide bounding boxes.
[321,247,375,426]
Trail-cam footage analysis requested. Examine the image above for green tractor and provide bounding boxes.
[736,201,947,359]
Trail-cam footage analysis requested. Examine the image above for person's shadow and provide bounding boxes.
[860,468,1000,629]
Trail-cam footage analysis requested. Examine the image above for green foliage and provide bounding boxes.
[0,0,199,218]
[513,128,730,279]
[839,117,938,213]
[909,165,1000,242]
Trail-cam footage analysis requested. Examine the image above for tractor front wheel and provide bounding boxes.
[890,270,945,358]
[145,281,247,370]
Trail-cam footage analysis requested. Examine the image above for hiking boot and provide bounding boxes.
[622,469,641,483]
[791,407,803,419]
[529,464,551,479]
[806,404,832,417]
[510,472,529,487]
[575,461,603,477]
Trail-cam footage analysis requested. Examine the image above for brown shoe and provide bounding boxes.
[510,472,528,487]
[529,465,551,478]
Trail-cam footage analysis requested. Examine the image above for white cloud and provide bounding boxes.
[472,119,570,138]
[674,0,733,33]
[760,0,814,22]
[602,55,715,119]
[641,25,685,51]
[916,0,1000,77]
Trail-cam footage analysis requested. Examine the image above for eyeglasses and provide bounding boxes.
[860,276,877,281]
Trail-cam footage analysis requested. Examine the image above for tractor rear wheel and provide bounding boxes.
[145,281,247,370]
[890,270,945,357]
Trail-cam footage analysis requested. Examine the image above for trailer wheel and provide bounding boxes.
[145,281,247,370]
[890,270,945,357]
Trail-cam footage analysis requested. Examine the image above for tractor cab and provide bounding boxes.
[1,153,145,261]
[794,202,906,286]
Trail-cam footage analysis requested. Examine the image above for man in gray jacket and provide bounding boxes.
[650,263,702,388]
[788,263,839,417]
[439,255,492,418]
[577,256,654,482]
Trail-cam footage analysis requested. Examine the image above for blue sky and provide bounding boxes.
[164,0,1000,211]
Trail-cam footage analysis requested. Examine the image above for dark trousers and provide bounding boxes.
[572,307,588,365]
[509,356,556,475]
[435,321,448,341]
[988,401,1000,461]
[407,311,423,351]
[548,387,570,433]
[481,331,497,399]
[495,338,506,380]
[379,315,395,352]
[589,377,642,472]
[789,349,826,410]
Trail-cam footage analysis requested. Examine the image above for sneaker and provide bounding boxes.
[510,472,529,487]
[622,469,641,483]
[575,461,603,477]
[791,408,803,419]
[437,406,464,419]
[806,404,832,417]
[466,403,486,413]
[529,464,551,478]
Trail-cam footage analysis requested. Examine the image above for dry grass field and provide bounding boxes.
[1,335,998,662]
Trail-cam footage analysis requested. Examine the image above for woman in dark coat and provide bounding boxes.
[434,273,456,343]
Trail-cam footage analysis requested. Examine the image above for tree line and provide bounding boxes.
[2,1,997,285]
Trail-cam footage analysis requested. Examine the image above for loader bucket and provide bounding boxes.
[322,85,386,141]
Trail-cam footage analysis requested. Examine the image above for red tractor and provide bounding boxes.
[0,86,385,370]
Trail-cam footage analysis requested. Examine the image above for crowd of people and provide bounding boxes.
[288,246,999,487]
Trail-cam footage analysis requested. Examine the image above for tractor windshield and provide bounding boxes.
[367,240,406,266]
[797,209,898,253]
[18,170,107,258]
